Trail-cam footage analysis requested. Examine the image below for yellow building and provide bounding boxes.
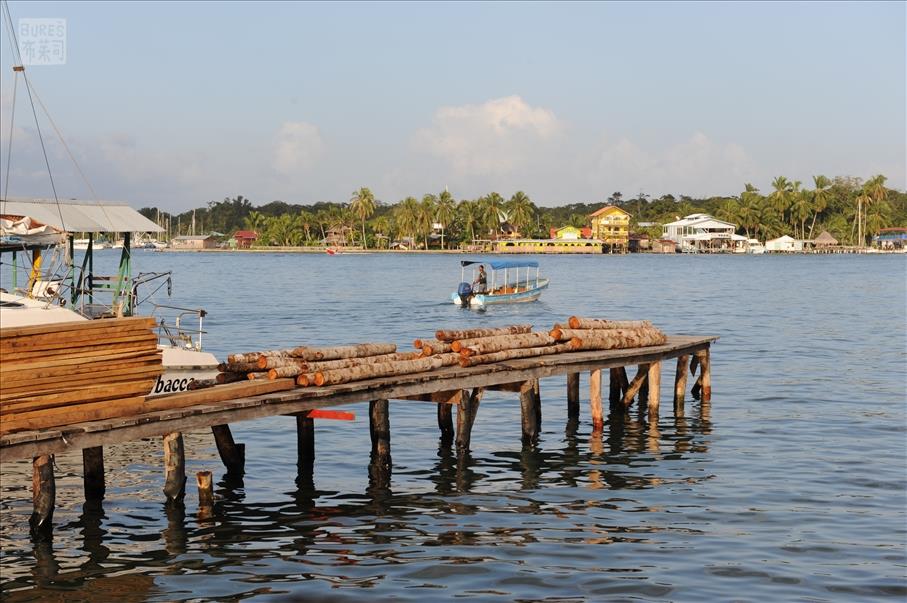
[589,206,630,253]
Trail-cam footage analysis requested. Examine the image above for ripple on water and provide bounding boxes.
[1,253,905,601]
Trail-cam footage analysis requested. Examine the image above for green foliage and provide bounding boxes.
[145,175,903,248]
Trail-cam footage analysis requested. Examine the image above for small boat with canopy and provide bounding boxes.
[452,259,549,307]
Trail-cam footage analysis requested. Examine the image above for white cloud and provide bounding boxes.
[273,121,324,174]
[413,95,562,175]
[593,132,756,197]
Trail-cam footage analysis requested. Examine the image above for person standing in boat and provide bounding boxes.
[473,265,488,294]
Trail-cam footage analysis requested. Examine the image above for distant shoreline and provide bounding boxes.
[155,247,905,256]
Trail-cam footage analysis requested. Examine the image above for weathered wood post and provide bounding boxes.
[699,348,712,401]
[609,368,622,407]
[533,379,542,432]
[437,403,454,447]
[196,471,214,507]
[520,380,540,445]
[369,399,391,463]
[674,355,690,408]
[368,399,392,492]
[296,413,315,472]
[30,454,55,536]
[639,364,649,405]
[82,446,105,501]
[567,373,580,422]
[456,388,482,453]
[163,432,186,503]
[647,361,661,417]
[589,369,603,430]
[211,424,245,475]
[622,364,649,407]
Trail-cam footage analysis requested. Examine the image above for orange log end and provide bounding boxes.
[413,339,423,349]
[451,341,462,352]
[257,356,268,369]
[296,374,309,387]
[268,369,278,380]
[314,372,326,387]
[568,316,580,329]
[569,337,582,350]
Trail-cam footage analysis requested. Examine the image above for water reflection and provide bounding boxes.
[0,400,717,600]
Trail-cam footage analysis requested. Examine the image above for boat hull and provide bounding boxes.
[451,279,550,307]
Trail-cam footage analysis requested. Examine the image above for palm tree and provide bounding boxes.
[395,197,420,247]
[299,210,315,244]
[349,187,376,249]
[808,175,831,240]
[418,194,437,249]
[506,191,535,237]
[715,198,741,229]
[738,183,762,239]
[458,199,481,243]
[243,210,266,233]
[862,174,888,245]
[480,192,505,238]
[435,190,456,249]
[789,182,810,240]
[768,176,792,229]
[370,215,392,249]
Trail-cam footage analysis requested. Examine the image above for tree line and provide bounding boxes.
[139,174,905,248]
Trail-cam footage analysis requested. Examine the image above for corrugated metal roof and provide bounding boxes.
[0,198,163,233]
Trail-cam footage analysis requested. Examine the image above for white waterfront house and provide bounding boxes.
[764,235,803,252]
[661,213,744,252]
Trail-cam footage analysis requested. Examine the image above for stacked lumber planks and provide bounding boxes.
[0,317,163,434]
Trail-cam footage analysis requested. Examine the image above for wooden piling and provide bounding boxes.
[589,369,603,430]
[196,470,214,507]
[162,432,186,503]
[647,361,661,417]
[674,355,689,407]
[30,454,55,536]
[566,373,579,421]
[437,402,454,447]
[698,348,712,401]
[456,388,482,453]
[622,364,649,406]
[369,399,391,460]
[520,380,540,445]
[82,446,105,501]
[296,413,315,471]
[639,364,649,405]
[211,424,245,475]
[609,368,622,406]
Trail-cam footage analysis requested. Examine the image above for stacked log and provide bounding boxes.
[300,353,460,387]
[0,317,163,434]
[552,317,666,352]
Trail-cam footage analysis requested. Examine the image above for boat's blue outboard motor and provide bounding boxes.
[457,282,473,307]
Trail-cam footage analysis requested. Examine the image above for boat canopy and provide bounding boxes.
[461,259,539,270]
[0,198,162,233]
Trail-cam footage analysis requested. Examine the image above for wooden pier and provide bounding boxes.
[1,334,716,535]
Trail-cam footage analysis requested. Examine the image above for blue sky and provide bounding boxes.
[1,1,904,211]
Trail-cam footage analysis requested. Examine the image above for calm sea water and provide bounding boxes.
[1,251,905,602]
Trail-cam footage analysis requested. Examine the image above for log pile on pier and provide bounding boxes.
[0,317,163,434]
[214,317,666,390]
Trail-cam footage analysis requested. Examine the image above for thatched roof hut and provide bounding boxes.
[813,230,838,247]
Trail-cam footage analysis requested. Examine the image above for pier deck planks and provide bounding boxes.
[0,335,716,462]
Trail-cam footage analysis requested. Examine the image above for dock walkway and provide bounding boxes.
[2,334,716,536]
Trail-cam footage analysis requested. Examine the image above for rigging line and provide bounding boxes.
[1,0,66,232]
[28,85,116,232]
[2,72,17,204]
